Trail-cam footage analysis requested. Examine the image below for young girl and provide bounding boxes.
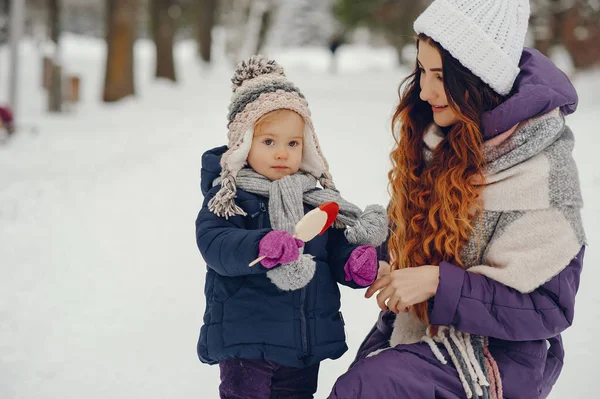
[329,1,585,398]
[195,55,388,398]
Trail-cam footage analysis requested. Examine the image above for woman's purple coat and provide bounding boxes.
[328,48,584,399]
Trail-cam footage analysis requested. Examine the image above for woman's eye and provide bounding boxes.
[436,75,443,81]
[263,139,274,146]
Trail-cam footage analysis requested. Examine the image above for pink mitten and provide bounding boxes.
[258,230,304,269]
[344,245,378,286]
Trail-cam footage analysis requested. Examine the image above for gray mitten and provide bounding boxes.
[266,250,316,291]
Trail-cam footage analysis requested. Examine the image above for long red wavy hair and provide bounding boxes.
[388,35,505,324]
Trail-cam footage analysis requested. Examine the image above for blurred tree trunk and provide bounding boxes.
[238,0,268,60]
[103,0,137,102]
[531,0,600,69]
[375,0,427,65]
[530,0,554,56]
[558,3,600,69]
[48,0,62,112]
[198,0,217,62]
[222,0,250,65]
[151,0,177,81]
[255,5,272,54]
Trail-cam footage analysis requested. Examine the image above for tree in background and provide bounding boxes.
[219,0,274,65]
[268,0,335,48]
[534,0,600,70]
[337,0,599,70]
[103,0,138,102]
[559,0,600,69]
[334,0,429,65]
[197,0,217,62]
[151,0,178,81]
[0,0,8,44]
[47,0,62,112]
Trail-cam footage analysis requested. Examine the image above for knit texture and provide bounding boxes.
[258,230,305,269]
[343,245,378,287]
[414,0,530,95]
[375,109,585,399]
[233,169,388,291]
[209,55,335,219]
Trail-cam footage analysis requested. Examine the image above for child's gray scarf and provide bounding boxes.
[376,109,586,399]
[234,168,388,291]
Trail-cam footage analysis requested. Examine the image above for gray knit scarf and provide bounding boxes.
[375,109,586,399]
[233,168,388,291]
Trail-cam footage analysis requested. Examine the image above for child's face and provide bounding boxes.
[247,110,305,181]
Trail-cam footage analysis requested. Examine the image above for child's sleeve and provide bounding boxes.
[326,227,365,289]
[195,188,271,277]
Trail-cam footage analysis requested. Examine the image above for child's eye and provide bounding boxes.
[289,141,300,147]
[263,139,274,146]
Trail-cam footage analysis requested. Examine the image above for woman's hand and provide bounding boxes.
[365,266,440,313]
[377,260,391,279]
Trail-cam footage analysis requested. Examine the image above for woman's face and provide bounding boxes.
[417,40,460,128]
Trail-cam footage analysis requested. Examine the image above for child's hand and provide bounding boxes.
[258,230,304,269]
[344,245,378,286]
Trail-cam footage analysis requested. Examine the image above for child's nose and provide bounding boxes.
[275,147,288,160]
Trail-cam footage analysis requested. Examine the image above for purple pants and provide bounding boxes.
[219,358,320,399]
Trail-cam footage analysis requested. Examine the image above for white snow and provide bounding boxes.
[0,34,598,398]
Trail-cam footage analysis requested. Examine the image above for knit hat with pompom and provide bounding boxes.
[209,55,336,219]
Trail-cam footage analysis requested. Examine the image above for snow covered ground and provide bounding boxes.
[0,35,598,398]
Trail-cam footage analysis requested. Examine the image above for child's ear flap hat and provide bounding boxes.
[209,55,336,218]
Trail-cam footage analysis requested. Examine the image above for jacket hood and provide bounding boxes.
[481,48,578,139]
[200,145,227,196]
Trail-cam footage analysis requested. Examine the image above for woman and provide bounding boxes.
[329,1,585,398]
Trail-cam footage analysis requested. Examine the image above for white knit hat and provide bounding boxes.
[414,0,530,95]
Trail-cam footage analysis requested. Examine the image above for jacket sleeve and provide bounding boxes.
[428,246,585,341]
[195,188,271,277]
[326,227,364,289]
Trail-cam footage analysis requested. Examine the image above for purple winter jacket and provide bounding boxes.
[329,49,585,399]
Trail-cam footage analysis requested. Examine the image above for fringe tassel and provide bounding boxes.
[449,330,484,397]
[208,174,247,219]
[437,328,473,398]
[483,346,503,399]
[484,356,498,399]
[463,333,490,387]
[421,327,447,364]
[424,327,500,399]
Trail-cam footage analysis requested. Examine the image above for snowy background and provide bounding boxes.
[0,34,598,398]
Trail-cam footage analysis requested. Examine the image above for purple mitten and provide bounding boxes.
[258,230,304,269]
[344,245,378,286]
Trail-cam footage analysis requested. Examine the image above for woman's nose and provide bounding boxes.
[420,79,435,103]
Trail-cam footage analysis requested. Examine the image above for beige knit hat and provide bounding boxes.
[414,0,530,95]
[208,55,336,219]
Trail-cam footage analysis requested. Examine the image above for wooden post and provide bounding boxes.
[66,75,81,104]
[42,56,53,89]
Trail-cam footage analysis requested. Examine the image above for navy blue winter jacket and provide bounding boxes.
[196,146,364,368]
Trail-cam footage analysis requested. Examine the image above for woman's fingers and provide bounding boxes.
[386,295,400,313]
[375,285,395,311]
[365,274,390,298]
